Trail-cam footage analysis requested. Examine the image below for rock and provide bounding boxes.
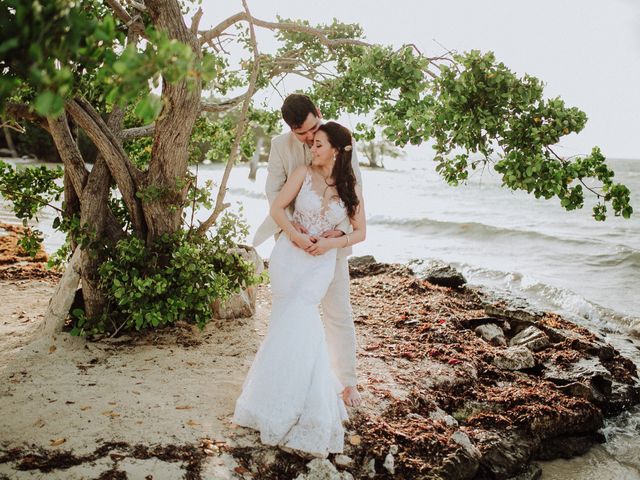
[383,453,395,474]
[432,442,480,480]
[507,463,542,480]
[389,445,398,455]
[480,291,545,330]
[492,346,535,371]
[475,430,537,479]
[294,458,353,480]
[348,255,377,267]
[429,407,459,427]
[212,246,264,319]
[475,323,507,346]
[536,434,604,461]
[364,458,376,479]
[333,454,353,468]
[544,357,613,406]
[509,326,550,352]
[417,260,467,288]
[348,257,413,278]
[451,431,481,459]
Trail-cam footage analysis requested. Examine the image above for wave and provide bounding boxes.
[368,215,588,244]
[455,262,639,332]
[584,247,640,269]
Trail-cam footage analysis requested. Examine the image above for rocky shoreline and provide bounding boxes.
[328,256,640,480]
[0,239,638,479]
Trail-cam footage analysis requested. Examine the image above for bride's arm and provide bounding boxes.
[270,166,314,249]
[307,187,366,255]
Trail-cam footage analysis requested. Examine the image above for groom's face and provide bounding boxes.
[292,112,321,147]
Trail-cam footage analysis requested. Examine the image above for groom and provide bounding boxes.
[253,93,362,407]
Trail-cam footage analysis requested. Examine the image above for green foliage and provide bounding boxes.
[71,213,264,336]
[0,0,123,116]
[429,50,632,220]
[189,107,280,164]
[0,1,226,124]
[0,161,63,220]
[17,227,43,257]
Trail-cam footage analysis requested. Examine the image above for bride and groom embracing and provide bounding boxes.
[232,94,366,457]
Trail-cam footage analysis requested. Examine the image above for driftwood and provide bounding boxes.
[38,248,81,337]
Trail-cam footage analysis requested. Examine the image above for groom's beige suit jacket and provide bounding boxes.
[253,130,362,258]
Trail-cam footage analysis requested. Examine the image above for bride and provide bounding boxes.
[232,121,366,457]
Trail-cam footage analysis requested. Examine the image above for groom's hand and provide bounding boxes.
[292,222,309,235]
[320,229,345,239]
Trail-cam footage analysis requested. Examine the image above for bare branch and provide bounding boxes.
[199,12,245,46]
[105,0,132,23]
[197,1,260,235]
[121,123,155,139]
[4,102,49,132]
[47,113,89,197]
[199,12,371,49]
[105,0,145,36]
[125,0,147,12]
[190,7,203,34]
[200,94,247,113]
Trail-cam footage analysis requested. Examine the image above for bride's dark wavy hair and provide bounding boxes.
[317,122,359,218]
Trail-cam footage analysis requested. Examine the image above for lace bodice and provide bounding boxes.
[293,171,347,236]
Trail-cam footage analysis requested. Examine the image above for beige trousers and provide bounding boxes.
[321,255,357,388]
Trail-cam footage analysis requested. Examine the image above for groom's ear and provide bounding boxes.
[316,108,322,119]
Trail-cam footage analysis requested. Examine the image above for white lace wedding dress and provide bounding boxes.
[233,170,349,457]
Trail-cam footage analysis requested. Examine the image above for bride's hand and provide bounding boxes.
[305,237,331,256]
[291,231,315,250]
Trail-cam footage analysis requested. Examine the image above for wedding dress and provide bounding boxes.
[233,170,349,457]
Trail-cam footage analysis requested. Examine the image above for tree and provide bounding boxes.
[0,0,633,334]
[358,137,406,168]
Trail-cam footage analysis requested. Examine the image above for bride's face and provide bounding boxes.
[310,130,337,167]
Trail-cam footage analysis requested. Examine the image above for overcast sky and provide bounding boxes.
[201,1,640,159]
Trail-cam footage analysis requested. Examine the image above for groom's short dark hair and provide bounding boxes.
[281,94,317,129]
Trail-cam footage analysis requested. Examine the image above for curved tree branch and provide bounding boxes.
[4,102,50,132]
[200,94,248,113]
[199,12,371,48]
[121,123,156,140]
[66,99,146,237]
[105,0,146,36]
[197,0,260,235]
[47,113,89,197]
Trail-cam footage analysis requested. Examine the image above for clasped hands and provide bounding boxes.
[289,222,344,256]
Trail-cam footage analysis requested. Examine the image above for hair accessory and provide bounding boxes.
[343,145,352,152]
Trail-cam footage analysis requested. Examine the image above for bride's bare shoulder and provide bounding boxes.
[291,165,309,181]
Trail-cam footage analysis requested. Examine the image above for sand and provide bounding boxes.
[0,278,272,479]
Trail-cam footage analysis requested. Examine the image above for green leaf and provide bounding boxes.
[134,95,163,123]
[34,91,64,116]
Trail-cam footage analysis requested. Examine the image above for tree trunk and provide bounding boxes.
[63,170,80,251]
[79,107,126,320]
[144,0,202,243]
[248,137,263,180]
[3,127,18,157]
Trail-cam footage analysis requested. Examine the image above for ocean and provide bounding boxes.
[2,155,639,478]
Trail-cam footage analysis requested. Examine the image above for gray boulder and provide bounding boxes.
[475,323,507,346]
[493,346,535,371]
[509,326,550,352]
[418,261,467,288]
